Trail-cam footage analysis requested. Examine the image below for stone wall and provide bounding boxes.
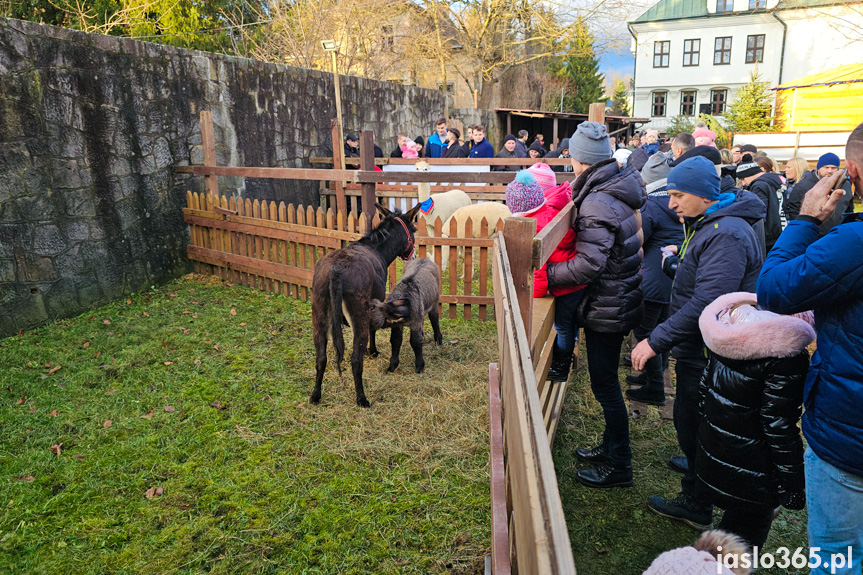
[0,18,500,337]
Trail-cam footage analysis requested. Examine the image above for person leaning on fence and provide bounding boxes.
[544,121,646,489]
[442,128,467,159]
[426,117,448,159]
[390,132,408,158]
[630,156,765,530]
[494,135,520,171]
[545,138,573,172]
[468,125,494,158]
[755,122,863,575]
[515,129,529,158]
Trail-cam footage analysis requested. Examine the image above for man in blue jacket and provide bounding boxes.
[426,117,448,159]
[756,123,863,575]
[631,156,765,530]
[468,125,494,158]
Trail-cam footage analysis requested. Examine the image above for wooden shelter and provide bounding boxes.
[496,107,648,147]
[774,63,863,132]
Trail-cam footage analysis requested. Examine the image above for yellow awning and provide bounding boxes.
[774,62,863,91]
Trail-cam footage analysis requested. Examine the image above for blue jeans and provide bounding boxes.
[554,289,585,355]
[805,446,863,575]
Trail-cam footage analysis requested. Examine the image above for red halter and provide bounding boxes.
[394,217,415,260]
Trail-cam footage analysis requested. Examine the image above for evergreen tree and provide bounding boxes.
[609,79,630,116]
[723,70,776,133]
[547,20,604,114]
[666,115,695,138]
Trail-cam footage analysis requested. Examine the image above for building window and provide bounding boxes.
[683,39,700,66]
[716,0,734,12]
[710,89,728,115]
[381,25,394,50]
[750,0,767,8]
[652,91,668,117]
[746,34,765,63]
[714,36,732,65]
[680,91,697,116]
[654,41,670,68]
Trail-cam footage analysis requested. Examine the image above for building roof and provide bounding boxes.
[634,0,708,23]
[494,108,648,123]
[774,62,863,90]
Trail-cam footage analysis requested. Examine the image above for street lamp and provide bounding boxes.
[321,40,345,173]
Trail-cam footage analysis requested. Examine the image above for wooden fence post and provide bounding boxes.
[503,217,535,345]
[588,102,606,125]
[360,130,376,221]
[200,111,219,198]
[331,119,347,216]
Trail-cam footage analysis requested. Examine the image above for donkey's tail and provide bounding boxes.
[329,272,345,375]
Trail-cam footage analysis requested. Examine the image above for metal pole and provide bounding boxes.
[560,87,564,113]
[332,50,346,179]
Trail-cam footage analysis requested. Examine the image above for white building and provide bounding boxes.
[629,0,863,132]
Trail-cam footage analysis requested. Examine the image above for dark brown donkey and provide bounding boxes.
[310,202,421,407]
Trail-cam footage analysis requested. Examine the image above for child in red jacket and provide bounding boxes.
[506,170,586,381]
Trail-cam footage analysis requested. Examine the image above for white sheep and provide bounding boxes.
[414,161,470,259]
[439,202,512,269]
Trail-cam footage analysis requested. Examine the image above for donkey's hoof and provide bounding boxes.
[309,393,321,405]
[387,362,399,373]
[434,335,443,346]
[368,350,380,358]
[415,365,425,374]
[356,397,371,408]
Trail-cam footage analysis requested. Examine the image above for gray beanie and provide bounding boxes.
[641,151,673,184]
[570,121,612,165]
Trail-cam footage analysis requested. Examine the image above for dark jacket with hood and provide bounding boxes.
[647,190,765,362]
[641,179,684,304]
[747,172,785,250]
[786,170,854,234]
[443,142,467,159]
[494,146,520,171]
[546,158,646,333]
[722,174,766,256]
[694,292,812,510]
[545,138,573,172]
[628,142,660,172]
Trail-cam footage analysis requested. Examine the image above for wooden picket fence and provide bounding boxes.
[183,191,504,321]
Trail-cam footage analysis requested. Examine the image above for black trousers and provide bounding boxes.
[673,357,708,499]
[632,301,670,391]
[717,505,775,549]
[584,328,631,467]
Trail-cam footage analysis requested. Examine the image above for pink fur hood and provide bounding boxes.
[699,292,815,360]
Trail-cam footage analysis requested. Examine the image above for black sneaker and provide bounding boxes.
[577,463,633,488]
[626,386,666,406]
[547,360,571,383]
[668,455,689,474]
[575,445,608,464]
[647,493,713,531]
[625,373,645,387]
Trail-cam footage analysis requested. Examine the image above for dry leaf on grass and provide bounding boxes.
[126,300,132,305]
[144,486,164,499]
[29,407,37,414]
[181,310,192,315]
[105,389,117,395]
[103,319,111,325]
[141,412,154,419]
[164,406,176,413]
[103,420,113,428]
[49,409,58,417]
[239,322,246,327]
[230,308,237,316]
[210,401,226,410]
[73,454,85,461]
[15,396,25,405]
[47,365,62,375]
[14,475,35,483]
[50,443,63,456]
[83,342,90,348]
[163,361,173,366]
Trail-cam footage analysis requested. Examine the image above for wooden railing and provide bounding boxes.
[488,202,579,574]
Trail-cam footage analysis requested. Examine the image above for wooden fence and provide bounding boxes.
[183,191,505,321]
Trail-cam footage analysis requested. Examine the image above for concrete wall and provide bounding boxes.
[0,18,500,337]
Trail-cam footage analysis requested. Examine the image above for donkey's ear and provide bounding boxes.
[375,202,392,218]
[405,202,422,223]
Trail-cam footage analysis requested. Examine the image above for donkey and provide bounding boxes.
[369,258,443,374]
[310,202,421,407]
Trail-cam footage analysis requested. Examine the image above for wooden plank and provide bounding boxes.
[332,119,348,215]
[530,297,557,364]
[361,130,377,220]
[448,217,458,320]
[287,204,299,299]
[297,206,309,301]
[534,328,556,390]
[532,202,576,270]
[503,218,536,346]
[177,165,358,182]
[236,197,247,286]
[546,380,569,446]
[489,363,513,575]
[187,245,313,286]
[480,218,489,322]
[435,217,443,318]
[356,171,523,184]
[322,188,508,202]
[464,218,473,321]
[200,111,219,198]
[311,157,575,166]
[183,209,360,243]
[278,202,289,296]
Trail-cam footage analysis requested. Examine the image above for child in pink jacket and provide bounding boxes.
[506,170,586,382]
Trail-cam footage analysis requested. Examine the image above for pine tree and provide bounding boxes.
[609,80,630,116]
[548,20,604,114]
[724,70,776,132]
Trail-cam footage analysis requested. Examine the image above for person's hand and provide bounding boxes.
[661,245,678,267]
[799,170,846,222]
[631,339,657,371]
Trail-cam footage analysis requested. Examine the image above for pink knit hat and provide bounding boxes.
[527,162,557,192]
[643,546,737,575]
[692,127,717,148]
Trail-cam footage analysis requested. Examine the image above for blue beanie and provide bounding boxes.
[667,156,721,200]
[817,153,840,170]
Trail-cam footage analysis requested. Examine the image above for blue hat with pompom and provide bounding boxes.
[505,170,544,214]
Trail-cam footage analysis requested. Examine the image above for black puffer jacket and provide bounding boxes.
[695,292,813,509]
[546,158,646,333]
[747,172,785,251]
[641,181,684,304]
[786,170,853,234]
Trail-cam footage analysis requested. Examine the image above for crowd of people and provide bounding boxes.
[497,120,862,574]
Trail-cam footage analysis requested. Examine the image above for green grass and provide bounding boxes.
[0,275,496,574]
[554,343,810,575]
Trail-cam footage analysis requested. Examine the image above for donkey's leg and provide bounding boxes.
[351,320,372,408]
[429,307,443,346]
[369,326,379,358]
[387,326,403,373]
[310,311,328,405]
[409,323,425,374]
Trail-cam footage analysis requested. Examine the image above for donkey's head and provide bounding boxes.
[369,298,412,330]
[372,202,422,261]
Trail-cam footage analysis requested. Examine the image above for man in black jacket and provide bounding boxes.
[631,156,765,530]
[737,155,785,253]
[785,153,853,234]
[545,121,646,489]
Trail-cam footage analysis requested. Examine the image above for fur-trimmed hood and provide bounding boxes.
[699,292,815,360]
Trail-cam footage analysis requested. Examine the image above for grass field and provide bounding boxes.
[1,273,811,574]
[0,275,495,574]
